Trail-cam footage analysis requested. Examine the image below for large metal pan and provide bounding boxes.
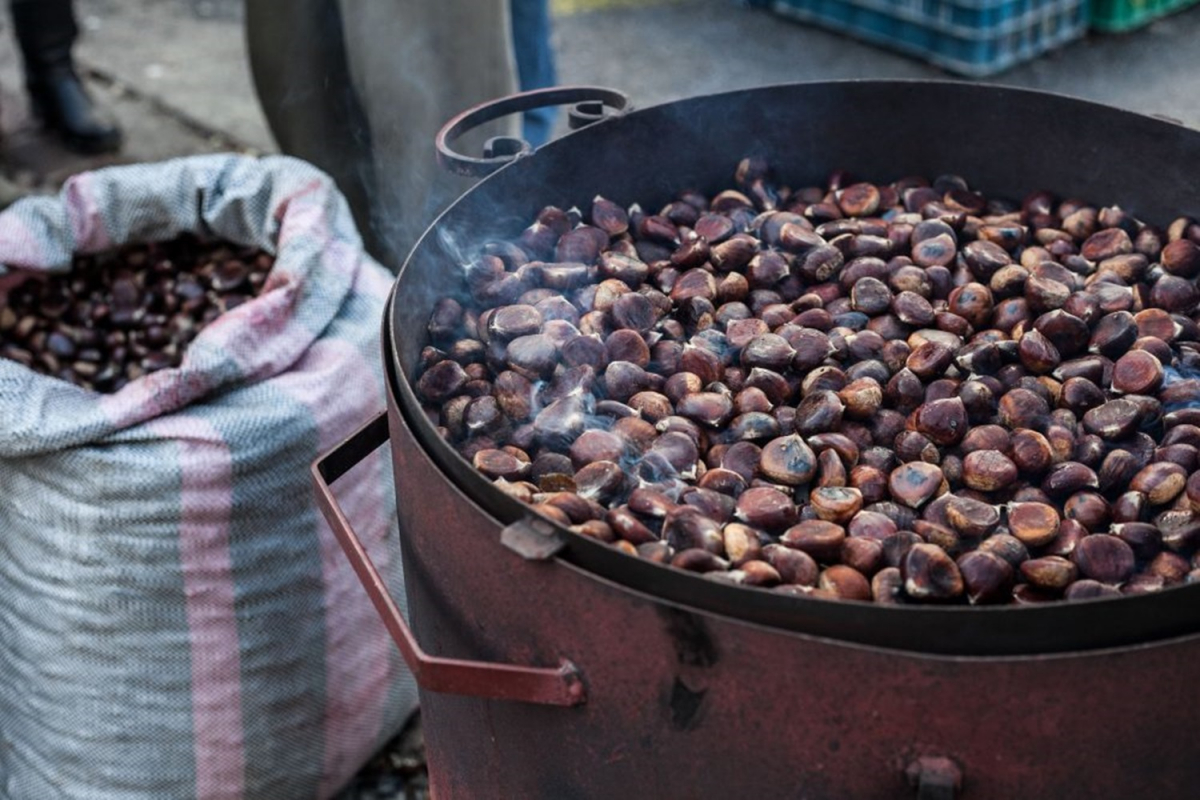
[385,80,1200,657]
[313,81,1200,798]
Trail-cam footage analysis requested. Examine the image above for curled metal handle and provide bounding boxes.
[311,411,586,707]
[436,85,630,178]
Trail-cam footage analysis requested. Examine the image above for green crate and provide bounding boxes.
[1090,0,1200,31]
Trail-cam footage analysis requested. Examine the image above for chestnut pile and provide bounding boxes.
[0,234,274,393]
[416,158,1200,605]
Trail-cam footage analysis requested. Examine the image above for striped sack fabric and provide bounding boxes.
[0,154,417,800]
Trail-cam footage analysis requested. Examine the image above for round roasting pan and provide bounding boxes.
[387,80,1200,656]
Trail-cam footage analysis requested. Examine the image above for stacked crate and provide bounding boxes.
[753,0,1089,76]
[1090,0,1199,31]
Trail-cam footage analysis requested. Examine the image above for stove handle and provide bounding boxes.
[312,411,587,707]
[436,85,631,178]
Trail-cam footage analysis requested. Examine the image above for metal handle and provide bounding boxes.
[311,411,586,706]
[436,85,630,178]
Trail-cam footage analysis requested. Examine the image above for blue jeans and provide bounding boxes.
[510,0,557,147]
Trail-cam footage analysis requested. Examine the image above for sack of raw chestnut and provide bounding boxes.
[0,155,416,799]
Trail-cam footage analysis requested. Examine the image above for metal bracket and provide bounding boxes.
[501,516,567,560]
[906,756,963,800]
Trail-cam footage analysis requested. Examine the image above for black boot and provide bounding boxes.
[11,0,122,154]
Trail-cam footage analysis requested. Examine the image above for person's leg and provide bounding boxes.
[509,0,557,148]
[10,0,121,154]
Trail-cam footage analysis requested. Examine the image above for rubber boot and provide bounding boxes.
[11,0,122,154]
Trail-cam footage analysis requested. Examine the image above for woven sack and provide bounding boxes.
[0,155,416,799]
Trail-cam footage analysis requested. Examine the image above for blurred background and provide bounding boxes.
[1,0,1197,191]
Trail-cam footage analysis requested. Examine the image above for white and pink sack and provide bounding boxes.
[0,155,417,799]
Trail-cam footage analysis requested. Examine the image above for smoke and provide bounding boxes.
[1162,363,1200,413]
[248,0,530,271]
[1163,362,1200,383]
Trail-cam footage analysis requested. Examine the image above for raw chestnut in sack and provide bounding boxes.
[1,233,274,393]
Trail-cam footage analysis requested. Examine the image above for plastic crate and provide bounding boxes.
[756,0,1089,76]
[1089,0,1199,31]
